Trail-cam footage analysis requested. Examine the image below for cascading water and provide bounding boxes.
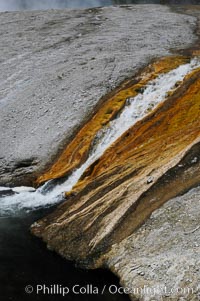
[1,57,200,215]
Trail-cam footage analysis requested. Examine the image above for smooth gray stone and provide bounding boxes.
[0,5,197,185]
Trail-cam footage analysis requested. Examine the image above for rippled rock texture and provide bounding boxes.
[32,54,200,300]
[1,5,200,301]
[0,5,197,186]
[32,56,200,266]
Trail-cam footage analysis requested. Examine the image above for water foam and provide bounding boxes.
[1,58,199,215]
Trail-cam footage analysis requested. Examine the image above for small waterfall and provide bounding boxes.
[0,58,200,215]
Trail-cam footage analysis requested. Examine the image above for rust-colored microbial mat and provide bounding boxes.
[36,56,189,186]
[32,56,200,268]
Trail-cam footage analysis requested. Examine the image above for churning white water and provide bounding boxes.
[0,58,200,215]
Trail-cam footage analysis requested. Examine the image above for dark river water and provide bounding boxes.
[0,207,130,301]
[0,0,199,11]
[0,0,199,300]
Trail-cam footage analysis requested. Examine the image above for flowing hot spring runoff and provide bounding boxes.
[1,57,200,214]
[0,0,199,11]
[1,52,200,300]
[0,2,200,300]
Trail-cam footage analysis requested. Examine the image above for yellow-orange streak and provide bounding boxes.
[72,67,200,194]
[36,56,189,186]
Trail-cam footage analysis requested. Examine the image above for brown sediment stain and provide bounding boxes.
[72,66,200,193]
[31,58,200,267]
[35,56,189,186]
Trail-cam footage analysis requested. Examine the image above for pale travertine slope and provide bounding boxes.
[0,5,197,186]
[107,186,200,301]
[31,65,200,266]
[1,6,200,301]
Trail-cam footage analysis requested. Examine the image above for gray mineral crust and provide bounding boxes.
[107,187,200,301]
[0,5,197,185]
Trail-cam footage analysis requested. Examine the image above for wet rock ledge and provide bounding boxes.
[31,52,200,299]
[0,5,200,301]
[32,55,200,300]
[32,55,200,261]
[0,5,197,186]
